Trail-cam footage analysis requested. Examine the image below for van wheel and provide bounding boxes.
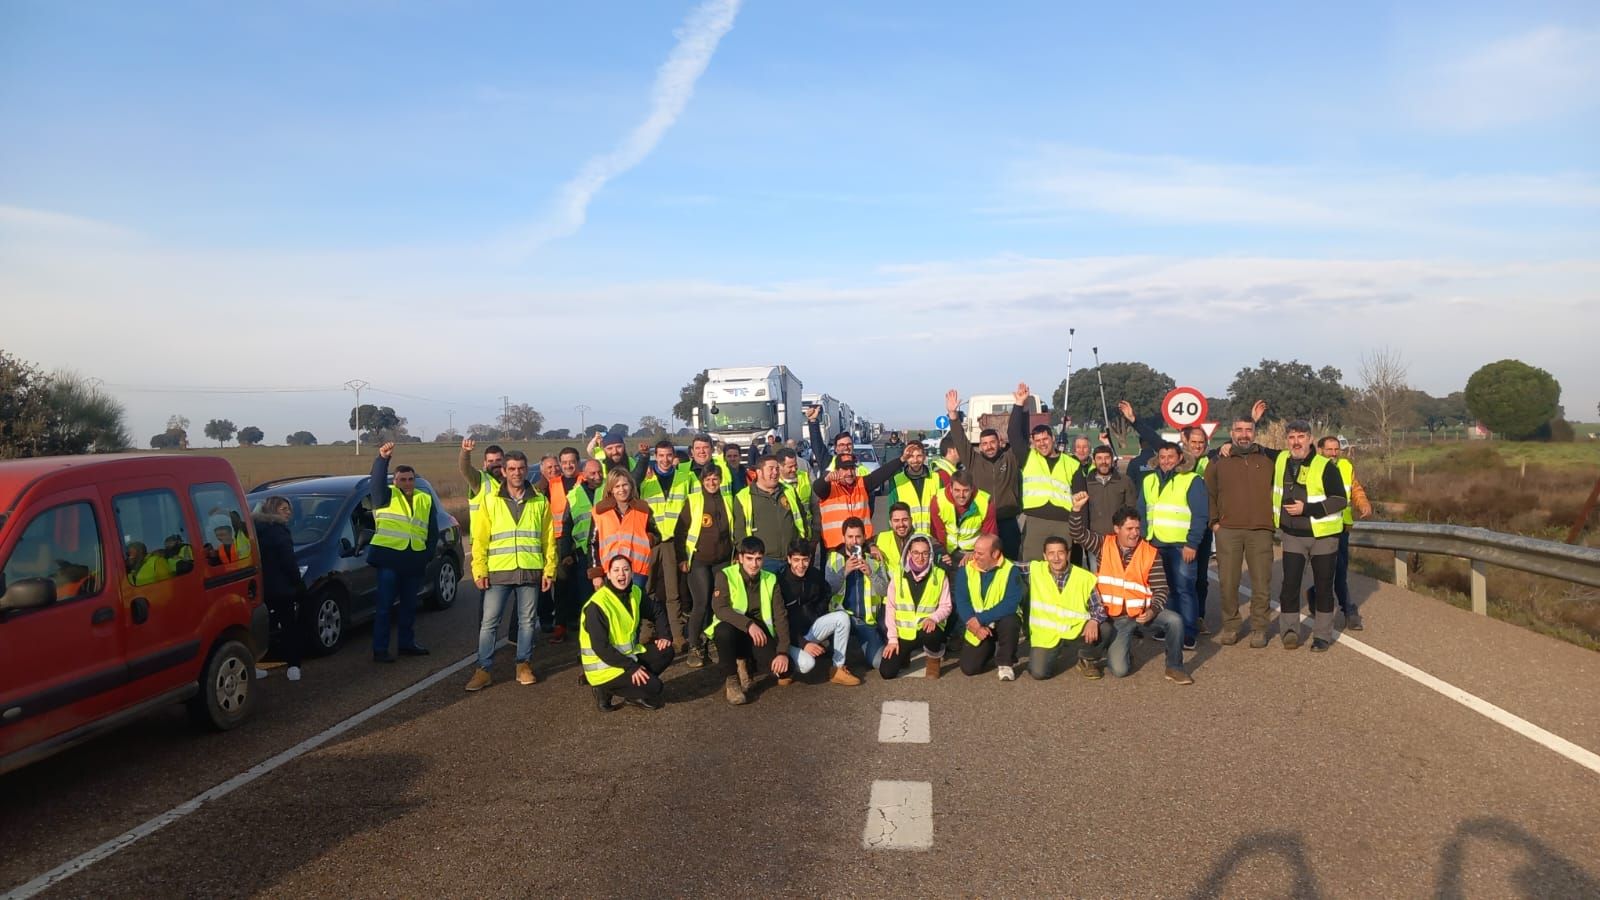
[187,639,255,731]
[428,556,459,610]
[305,588,346,656]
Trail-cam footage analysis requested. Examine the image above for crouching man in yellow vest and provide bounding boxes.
[709,537,791,705]
[580,554,675,712]
[1023,535,1104,681]
[1068,498,1194,685]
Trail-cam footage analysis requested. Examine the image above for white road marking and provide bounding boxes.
[4,652,481,900]
[862,780,934,850]
[878,701,930,744]
[1207,572,1600,776]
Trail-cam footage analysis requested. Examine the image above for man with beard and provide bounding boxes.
[943,389,1022,559]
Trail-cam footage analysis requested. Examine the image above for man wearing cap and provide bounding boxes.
[806,407,906,552]
[587,428,634,477]
[1009,382,1087,563]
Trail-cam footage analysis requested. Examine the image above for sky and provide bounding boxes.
[3,0,1597,444]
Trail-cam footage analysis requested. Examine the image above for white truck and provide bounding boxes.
[801,393,845,436]
[694,365,805,448]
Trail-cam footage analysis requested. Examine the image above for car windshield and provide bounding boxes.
[705,401,775,432]
[250,494,347,546]
[855,446,879,463]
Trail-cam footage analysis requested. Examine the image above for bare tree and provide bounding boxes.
[1357,346,1412,455]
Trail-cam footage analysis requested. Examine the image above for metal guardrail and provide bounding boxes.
[1348,521,1600,614]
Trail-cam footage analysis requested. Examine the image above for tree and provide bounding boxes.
[499,403,544,440]
[1052,362,1175,431]
[585,424,607,439]
[1,351,55,458]
[203,418,237,447]
[608,423,628,438]
[1227,359,1347,430]
[285,431,318,446]
[349,404,405,443]
[542,428,572,440]
[237,426,264,447]
[1409,390,1470,434]
[673,370,708,423]
[166,414,190,433]
[150,430,185,449]
[1464,359,1561,440]
[635,415,669,438]
[1353,346,1412,454]
[468,423,502,440]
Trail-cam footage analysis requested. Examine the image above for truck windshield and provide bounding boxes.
[706,401,776,432]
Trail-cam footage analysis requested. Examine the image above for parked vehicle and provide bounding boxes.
[0,454,268,775]
[246,474,462,657]
[694,365,805,447]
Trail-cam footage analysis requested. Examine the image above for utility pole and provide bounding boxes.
[575,404,591,437]
[344,379,369,456]
[447,409,456,437]
[500,395,510,438]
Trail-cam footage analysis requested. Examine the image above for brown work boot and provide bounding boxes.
[724,675,747,705]
[924,655,941,679]
[1217,626,1241,646]
[777,674,795,686]
[830,665,862,686]
[1164,666,1195,685]
[736,658,754,691]
[1077,657,1103,680]
[1249,630,1270,649]
[1281,630,1300,651]
[465,668,492,692]
[516,662,537,685]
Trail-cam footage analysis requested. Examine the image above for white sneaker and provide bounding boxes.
[997,665,1016,682]
[254,668,270,680]
[287,666,302,682]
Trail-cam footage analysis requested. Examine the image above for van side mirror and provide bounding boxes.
[0,577,57,615]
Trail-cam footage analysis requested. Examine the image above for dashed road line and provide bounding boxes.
[862,780,934,850]
[1207,572,1600,776]
[878,701,930,744]
[4,652,481,900]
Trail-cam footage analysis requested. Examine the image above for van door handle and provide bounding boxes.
[91,606,115,625]
[131,597,150,625]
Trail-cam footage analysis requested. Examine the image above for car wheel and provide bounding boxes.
[187,639,255,731]
[305,588,346,656]
[429,556,460,610]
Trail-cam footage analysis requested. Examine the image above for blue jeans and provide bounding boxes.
[1156,545,1200,643]
[1097,609,1184,676]
[850,618,885,669]
[1195,527,1213,617]
[373,567,421,654]
[788,610,853,673]
[1308,531,1355,617]
[479,583,539,670]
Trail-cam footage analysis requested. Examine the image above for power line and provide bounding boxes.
[104,383,339,395]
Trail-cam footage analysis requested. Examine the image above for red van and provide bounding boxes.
[0,454,268,775]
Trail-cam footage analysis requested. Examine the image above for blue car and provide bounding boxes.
[247,474,463,656]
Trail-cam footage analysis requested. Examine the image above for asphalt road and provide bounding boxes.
[4,558,1599,898]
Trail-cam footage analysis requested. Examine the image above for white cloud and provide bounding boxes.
[997,147,1600,235]
[509,0,742,252]
[1403,26,1600,131]
[0,205,134,240]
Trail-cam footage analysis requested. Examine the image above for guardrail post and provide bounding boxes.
[1394,551,1409,589]
[1470,559,1487,615]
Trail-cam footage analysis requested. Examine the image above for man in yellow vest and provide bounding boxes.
[824,518,890,674]
[710,537,791,705]
[466,450,555,691]
[930,472,995,569]
[1024,535,1104,680]
[368,442,437,663]
[1309,435,1373,630]
[556,459,605,643]
[581,555,674,712]
[870,503,917,573]
[1010,383,1086,563]
[456,437,504,528]
[1067,499,1193,684]
[775,448,814,538]
[1137,440,1209,651]
[885,441,944,534]
[1270,421,1349,651]
[952,534,1027,680]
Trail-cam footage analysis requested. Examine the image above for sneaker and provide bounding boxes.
[1249,631,1269,649]
[465,668,492,692]
[777,675,795,686]
[624,696,664,711]
[398,645,430,657]
[924,656,942,679]
[1282,630,1300,650]
[1164,666,1195,685]
[1345,615,1364,631]
[1076,657,1103,681]
[515,662,536,685]
[254,668,270,680]
[1197,620,1213,635]
[1310,638,1331,652]
[685,651,705,669]
[1147,628,1167,642]
[829,666,862,687]
[593,687,616,713]
[724,675,747,705]
[286,666,302,682]
[546,625,567,645]
[997,665,1016,682]
[1218,628,1240,646]
[1182,638,1197,651]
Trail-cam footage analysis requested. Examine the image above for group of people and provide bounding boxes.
[273,381,1371,712]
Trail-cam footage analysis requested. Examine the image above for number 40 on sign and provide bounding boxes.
[1162,387,1208,430]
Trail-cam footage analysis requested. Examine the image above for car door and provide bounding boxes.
[0,493,128,761]
[342,494,379,621]
[108,478,203,697]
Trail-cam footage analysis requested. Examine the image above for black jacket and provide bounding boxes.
[253,512,303,600]
[778,566,833,639]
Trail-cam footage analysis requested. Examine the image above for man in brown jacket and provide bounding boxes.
[1204,401,1275,647]
[944,389,1022,559]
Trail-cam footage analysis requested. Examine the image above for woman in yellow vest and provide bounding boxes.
[880,535,953,679]
[581,555,674,712]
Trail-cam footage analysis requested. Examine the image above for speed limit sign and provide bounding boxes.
[1162,387,1208,430]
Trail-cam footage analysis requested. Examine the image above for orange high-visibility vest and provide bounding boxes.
[593,505,652,576]
[548,478,570,540]
[1096,539,1157,618]
[818,478,873,549]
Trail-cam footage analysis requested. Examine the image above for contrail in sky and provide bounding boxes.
[519,0,742,251]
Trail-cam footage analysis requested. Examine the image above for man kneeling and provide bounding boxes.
[778,540,861,686]
[710,537,792,704]
[581,555,676,712]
